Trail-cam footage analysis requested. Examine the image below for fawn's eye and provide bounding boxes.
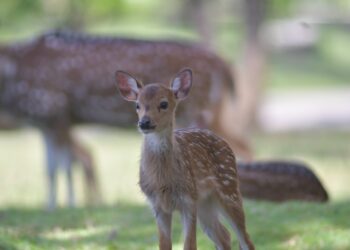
[136,103,140,110]
[159,101,168,110]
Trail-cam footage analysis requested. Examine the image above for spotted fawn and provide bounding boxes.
[116,68,255,250]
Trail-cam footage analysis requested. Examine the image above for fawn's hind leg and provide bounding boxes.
[218,195,254,250]
[198,197,231,250]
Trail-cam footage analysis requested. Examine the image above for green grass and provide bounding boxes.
[0,127,349,249]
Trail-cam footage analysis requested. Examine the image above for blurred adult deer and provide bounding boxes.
[0,30,328,209]
[0,30,251,210]
[116,68,254,250]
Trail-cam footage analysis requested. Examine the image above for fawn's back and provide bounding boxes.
[175,128,239,198]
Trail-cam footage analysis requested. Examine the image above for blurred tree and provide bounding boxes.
[178,0,269,138]
[180,0,216,47]
[234,0,268,137]
[64,0,86,30]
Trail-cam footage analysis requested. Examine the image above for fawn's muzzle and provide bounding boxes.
[138,117,155,130]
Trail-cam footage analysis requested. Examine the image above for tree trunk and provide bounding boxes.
[181,0,214,47]
[235,0,268,136]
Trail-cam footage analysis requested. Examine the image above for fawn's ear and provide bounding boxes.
[115,71,143,101]
[170,68,192,100]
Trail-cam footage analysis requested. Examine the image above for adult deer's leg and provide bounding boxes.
[72,140,102,205]
[61,144,74,207]
[43,130,59,210]
[43,127,75,208]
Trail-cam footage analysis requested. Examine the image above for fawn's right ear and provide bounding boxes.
[115,71,143,101]
[170,68,193,100]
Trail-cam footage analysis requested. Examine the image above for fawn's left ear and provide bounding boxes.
[115,70,143,102]
[170,68,192,100]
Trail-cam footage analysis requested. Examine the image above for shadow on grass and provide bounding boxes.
[0,203,157,250]
[0,200,349,250]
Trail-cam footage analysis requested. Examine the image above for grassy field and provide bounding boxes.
[0,127,349,250]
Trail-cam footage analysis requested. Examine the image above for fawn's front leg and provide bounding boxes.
[154,207,172,250]
[181,203,197,250]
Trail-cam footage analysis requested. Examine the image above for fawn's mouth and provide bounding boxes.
[139,125,157,134]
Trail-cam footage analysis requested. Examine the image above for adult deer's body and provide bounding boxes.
[0,31,248,209]
[0,31,328,209]
[116,69,254,250]
[0,31,247,154]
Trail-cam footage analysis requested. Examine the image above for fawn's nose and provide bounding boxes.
[138,116,152,130]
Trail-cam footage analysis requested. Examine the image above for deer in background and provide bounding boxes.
[0,30,328,209]
[116,68,254,250]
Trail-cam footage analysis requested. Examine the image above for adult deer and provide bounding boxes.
[116,68,255,250]
[0,30,328,209]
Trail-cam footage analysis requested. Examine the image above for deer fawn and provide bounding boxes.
[116,69,255,250]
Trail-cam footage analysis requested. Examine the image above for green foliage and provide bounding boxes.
[84,0,127,20]
[0,0,41,26]
[0,0,168,32]
[319,28,350,71]
[268,0,294,18]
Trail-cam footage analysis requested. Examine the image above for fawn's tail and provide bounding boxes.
[237,160,329,202]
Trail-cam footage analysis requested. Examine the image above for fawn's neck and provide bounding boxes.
[141,120,178,170]
[143,125,174,154]
[140,122,186,188]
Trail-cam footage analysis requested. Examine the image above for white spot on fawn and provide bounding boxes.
[225,174,235,180]
[222,180,231,186]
